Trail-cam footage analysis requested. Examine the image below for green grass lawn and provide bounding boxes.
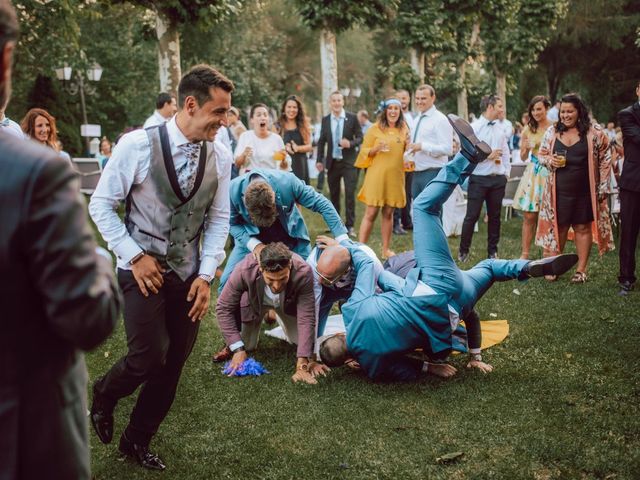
[87,181,640,479]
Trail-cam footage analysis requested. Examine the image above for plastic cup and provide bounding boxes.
[556,148,567,168]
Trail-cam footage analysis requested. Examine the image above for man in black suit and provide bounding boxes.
[617,81,640,295]
[0,2,121,478]
[316,91,363,237]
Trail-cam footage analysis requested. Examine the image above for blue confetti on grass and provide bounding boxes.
[222,357,270,377]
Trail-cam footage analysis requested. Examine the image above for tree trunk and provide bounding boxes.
[496,72,507,117]
[320,28,338,116]
[156,11,181,97]
[409,47,425,83]
[456,61,468,120]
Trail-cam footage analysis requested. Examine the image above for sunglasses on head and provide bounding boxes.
[260,257,290,271]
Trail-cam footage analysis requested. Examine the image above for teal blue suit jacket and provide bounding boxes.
[342,246,456,381]
[229,169,347,257]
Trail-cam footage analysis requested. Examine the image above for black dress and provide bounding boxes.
[283,128,309,185]
[554,136,593,226]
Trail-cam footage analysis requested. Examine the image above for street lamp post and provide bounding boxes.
[339,86,362,109]
[55,63,103,155]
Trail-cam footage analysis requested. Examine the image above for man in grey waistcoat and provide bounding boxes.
[88,65,234,470]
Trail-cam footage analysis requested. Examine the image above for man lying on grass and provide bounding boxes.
[215,242,328,384]
[318,115,579,381]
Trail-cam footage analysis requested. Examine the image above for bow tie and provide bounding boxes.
[487,121,496,126]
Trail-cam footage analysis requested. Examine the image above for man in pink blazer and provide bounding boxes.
[215,242,327,384]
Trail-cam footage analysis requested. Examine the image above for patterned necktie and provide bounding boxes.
[177,142,201,197]
[412,114,426,143]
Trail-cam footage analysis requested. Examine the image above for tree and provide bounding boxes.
[294,0,398,114]
[119,0,242,95]
[480,0,567,116]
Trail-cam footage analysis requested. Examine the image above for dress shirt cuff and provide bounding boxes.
[113,237,144,265]
[198,258,218,277]
[335,234,349,242]
[247,237,262,252]
[469,347,482,355]
[420,142,432,156]
[229,340,245,352]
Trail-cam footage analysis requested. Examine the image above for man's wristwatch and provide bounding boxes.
[470,353,483,362]
[231,346,245,354]
[198,273,213,284]
[129,251,146,265]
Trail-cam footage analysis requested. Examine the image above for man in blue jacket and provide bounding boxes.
[219,169,348,292]
[319,115,578,381]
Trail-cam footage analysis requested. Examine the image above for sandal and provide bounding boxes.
[570,271,588,284]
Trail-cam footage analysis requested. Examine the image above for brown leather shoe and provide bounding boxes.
[212,345,232,363]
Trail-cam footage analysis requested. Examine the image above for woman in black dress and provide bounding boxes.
[278,95,312,184]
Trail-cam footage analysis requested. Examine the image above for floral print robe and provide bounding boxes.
[535,124,615,255]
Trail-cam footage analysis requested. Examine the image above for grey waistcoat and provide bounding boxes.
[125,124,218,281]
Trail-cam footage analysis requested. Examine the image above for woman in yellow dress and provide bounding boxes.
[355,98,409,259]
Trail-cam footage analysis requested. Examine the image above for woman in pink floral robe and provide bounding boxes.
[535,93,614,283]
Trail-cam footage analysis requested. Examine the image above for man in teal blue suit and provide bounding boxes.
[219,169,348,291]
[319,115,578,381]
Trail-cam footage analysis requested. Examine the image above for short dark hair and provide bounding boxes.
[319,334,348,367]
[177,64,234,109]
[156,92,173,109]
[250,103,269,119]
[0,0,18,51]
[259,242,293,272]
[416,84,435,97]
[480,94,501,112]
[244,181,277,228]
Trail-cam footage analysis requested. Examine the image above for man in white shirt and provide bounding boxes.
[406,84,453,200]
[547,100,560,122]
[0,102,23,139]
[88,65,234,471]
[393,89,416,234]
[142,92,177,129]
[458,95,511,262]
[497,110,514,147]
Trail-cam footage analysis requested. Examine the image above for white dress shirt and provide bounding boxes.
[498,118,514,143]
[143,110,170,129]
[470,115,511,177]
[403,110,416,131]
[409,106,453,171]
[88,117,231,276]
[330,109,346,159]
[0,116,25,139]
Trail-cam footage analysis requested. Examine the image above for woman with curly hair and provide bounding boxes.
[278,95,312,184]
[21,107,58,150]
[536,93,614,283]
[513,95,552,259]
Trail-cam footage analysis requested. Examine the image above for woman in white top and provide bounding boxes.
[235,103,288,174]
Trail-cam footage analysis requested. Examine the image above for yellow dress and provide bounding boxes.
[355,123,408,208]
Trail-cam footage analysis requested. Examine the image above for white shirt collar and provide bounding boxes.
[332,109,346,120]
[166,115,193,147]
[417,105,436,118]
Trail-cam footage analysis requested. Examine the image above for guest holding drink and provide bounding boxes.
[354,98,409,259]
[279,95,312,184]
[235,103,287,174]
[513,96,552,259]
[536,93,614,283]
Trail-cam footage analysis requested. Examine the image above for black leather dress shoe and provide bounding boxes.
[525,254,579,278]
[119,433,166,471]
[458,252,470,263]
[447,114,492,163]
[347,227,357,238]
[393,225,407,235]
[90,383,114,445]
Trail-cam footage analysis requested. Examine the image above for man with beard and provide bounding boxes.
[88,64,234,470]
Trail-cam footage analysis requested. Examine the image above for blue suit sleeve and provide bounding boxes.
[229,195,253,249]
[377,270,405,294]
[347,247,377,303]
[292,176,348,237]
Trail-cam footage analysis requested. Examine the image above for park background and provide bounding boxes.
[8,0,640,155]
[8,1,640,478]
